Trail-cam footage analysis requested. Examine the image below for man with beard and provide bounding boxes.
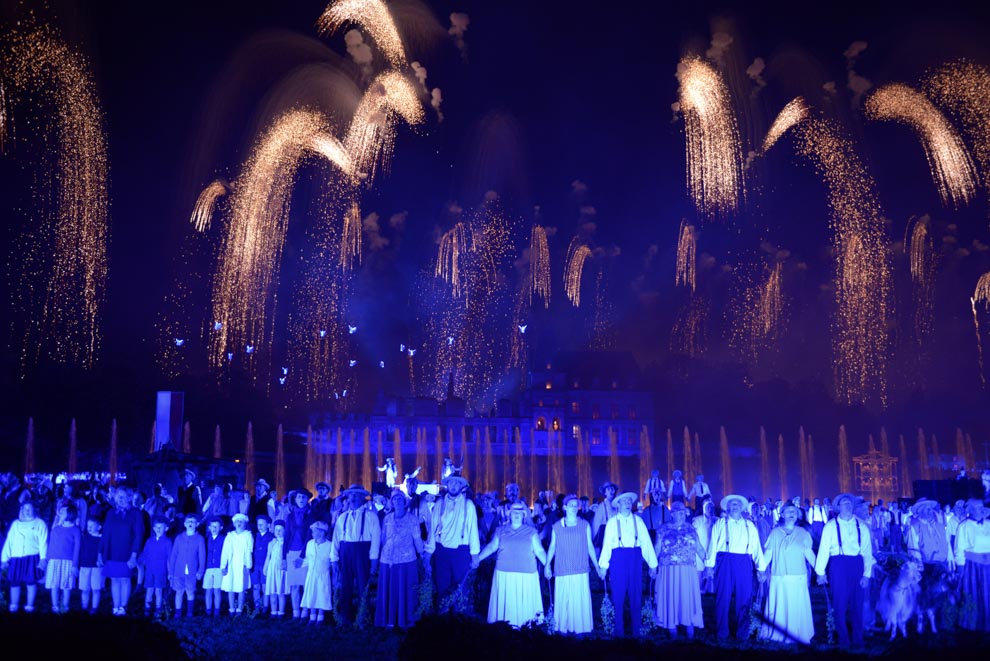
[424,475,480,600]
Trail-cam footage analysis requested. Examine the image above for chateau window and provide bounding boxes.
[535,417,547,431]
[552,418,561,432]
[545,381,552,390]
[591,430,601,446]
[572,379,580,388]
[571,401,580,414]
[592,404,600,420]
[628,406,637,420]
[610,404,619,419]
[572,425,581,438]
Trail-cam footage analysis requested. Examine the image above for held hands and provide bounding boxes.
[470,554,480,569]
[544,565,553,580]
[126,556,138,570]
[597,567,606,580]
[38,558,48,572]
[817,573,828,586]
[704,567,714,580]
[757,570,767,583]
[859,576,870,589]
[294,558,304,568]
[648,567,657,580]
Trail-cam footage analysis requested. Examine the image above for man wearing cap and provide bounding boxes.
[249,479,276,525]
[597,490,657,637]
[592,481,619,550]
[644,469,665,506]
[954,499,990,631]
[424,475,480,600]
[704,493,766,640]
[668,470,688,505]
[687,474,712,512]
[640,485,669,546]
[330,484,380,625]
[814,492,875,648]
[310,482,334,525]
[807,498,829,549]
[177,469,202,517]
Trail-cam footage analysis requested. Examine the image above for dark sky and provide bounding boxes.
[3,0,990,461]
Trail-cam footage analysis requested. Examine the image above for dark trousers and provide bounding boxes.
[339,541,371,623]
[714,552,755,639]
[608,547,643,637]
[828,554,865,647]
[432,544,471,598]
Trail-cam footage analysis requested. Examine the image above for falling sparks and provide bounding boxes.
[972,272,990,389]
[923,61,990,202]
[733,261,785,360]
[3,24,109,372]
[864,83,977,208]
[761,97,808,153]
[564,239,592,307]
[676,56,745,220]
[674,219,696,291]
[906,216,935,348]
[317,0,408,68]
[670,295,708,358]
[340,200,362,271]
[529,224,551,307]
[190,180,228,232]
[436,222,471,298]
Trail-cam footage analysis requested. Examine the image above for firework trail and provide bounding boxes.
[3,24,109,371]
[906,216,935,348]
[674,219,697,291]
[676,56,745,220]
[670,295,708,358]
[210,109,354,376]
[733,261,785,361]
[190,180,229,232]
[344,71,423,185]
[529,224,551,307]
[972,272,990,388]
[761,97,808,153]
[340,199,362,271]
[564,238,592,307]
[317,0,408,68]
[435,222,471,298]
[864,83,977,208]
[924,61,990,202]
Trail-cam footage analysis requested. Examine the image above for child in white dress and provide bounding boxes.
[298,520,333,624]
[264,521,289,617]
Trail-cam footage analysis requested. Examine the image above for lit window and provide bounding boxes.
[592,404,600,420]
[537,400,543,407]
[572,425,581,438]
[592,430,601,446]
[535,417,546,431]
[572,379,579,388]
[552,418,561,432]
[571,401,580,414]
[628,406,636,420]
[545,381,552,390]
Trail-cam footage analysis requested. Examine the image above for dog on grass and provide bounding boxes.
[876,558,923,640]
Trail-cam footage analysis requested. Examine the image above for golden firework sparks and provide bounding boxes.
[4,24,109,371]
[340,199,362,271]
[973,272,990,389]
[864,83,978,208]
[762,97,808,153]
[676,56,745,220]
[317,0,408,68]
[190,180,228,233]
[436,222,472,298]
[731,261,784,361]
[670,295,708,358]
[674,219,697,291]
[529,224,551,307]
[564,238,592,307]
[906,216,935,348]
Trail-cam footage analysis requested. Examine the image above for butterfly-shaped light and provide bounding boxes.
[174,338,185,347]
[319,329,327,338]
[213,321,223,331]
[279,377,286,385]
[379,361,385,368]
[518,324,528,334]
[447,336,454,345]
[349,359,357,367]
[407,349,416,357]
[348,325,358,334]
[246,345,255,354]
[227,352,233,361]
[282,367,288,375]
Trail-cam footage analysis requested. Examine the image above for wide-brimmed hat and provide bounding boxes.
[231,513,249,524]
[614,491,638,506]
[779,501,801,516]
[182,468,196,478]
[720,494,748,511]
[290,488,312,502]
[254,478,270,490]
[509,501,529,512]
[669,500,688,513]
[341,484,370,498]
[442,475,469,492]
[833,493,857,508]
[911,497,939,516]
[315,481,331,491]
[599,481,619,494]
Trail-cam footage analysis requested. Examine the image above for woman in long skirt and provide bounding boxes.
[654,500,705,638]
[478,501,547,627]
[758,502,816,644]
[375,489,425,628]
[545,494,599,634]
[298,520,332,624]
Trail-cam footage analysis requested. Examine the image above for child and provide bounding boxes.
[45,502,81,613]
[220,512,254,614]
[252,514,273,614]
[1,501,49,612]
[203,516,226,616]
[139,516,172,616]
[264,520,289,617]
[298,520,332,624]
[168,512,205,618]
[78,515,104,614]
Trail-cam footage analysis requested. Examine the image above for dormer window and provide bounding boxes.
[535,417,547,431]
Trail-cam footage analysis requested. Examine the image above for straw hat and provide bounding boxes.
[720,494,748,511]
[614,491,638,506]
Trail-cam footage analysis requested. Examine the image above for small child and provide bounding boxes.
[139,516,173,616]
[252,515,273,614]
[45,503,81,613]
[1,501,49,612]
[78,515,103,614]
[264,520,289,617]
[168,512,205,618]
[298,520,332,624]
[203,516,226,616]
[220,512,254,614]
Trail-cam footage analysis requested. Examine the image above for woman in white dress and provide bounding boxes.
[478,501,547,627]
[298,520,333,624]
[219,513,254,614]
[758,502,816,644]
[545,494,599,634]
[264,520,289,616]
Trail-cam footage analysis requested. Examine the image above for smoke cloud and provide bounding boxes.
[449,12,470,61]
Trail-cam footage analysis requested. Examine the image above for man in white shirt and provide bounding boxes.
[814,492,875,648]
[643,469,665,506]
[330,484,381,626]
[955,499,990,632]
[424,475,480,601]
[704,494,765,640]
[807,497,829,548]
[597,491,657,637]
[687,474,712,512]
[592,481,618,549]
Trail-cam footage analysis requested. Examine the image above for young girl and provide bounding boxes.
[168,513,206,618]
[1,501,49,612]
[220,513,254,614]
[264,520,289,617]
[78,515,103,614]
[140,516,172,616]
[46,502,81,613]
[298,520,332,624]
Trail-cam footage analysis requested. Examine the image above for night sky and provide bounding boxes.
[2,0,990,474]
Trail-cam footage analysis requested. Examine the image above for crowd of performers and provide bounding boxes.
[1,465,989,649]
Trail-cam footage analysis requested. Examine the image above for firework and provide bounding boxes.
[190,180,228,233]
[340,199,362,271]
[344,71,424,185]
[670,294,708,358]
[674,219,696,291]
[564,239,592,307]
[676,56,745,219]
[906,216,935,348]
[317,0,408,68]
[762,97,808,153]
[436,222,471,297]
[529,224,551,307]
[733,261,785,361]
[972,271,990,388]
[865,83,977,208]
[4,25,109,371]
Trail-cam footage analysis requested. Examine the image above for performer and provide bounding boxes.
[377,459,398,489]
[644,469,665,506]
[955,499,990,632]
[687,475,712,512]
[424,476,480,601]
[814,492,875,649]
[329,484,380,626]
[668,470,688,505]
[597,491,658,637]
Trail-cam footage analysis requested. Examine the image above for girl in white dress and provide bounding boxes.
[264,521,289,616]
[299,520,333,623]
